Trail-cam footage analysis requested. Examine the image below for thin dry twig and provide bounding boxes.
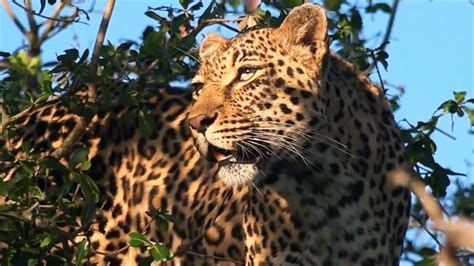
[410,214,443,248]
[364,0,400,75]
[23,0,41,56]
[38,1,67,44]
[389,170,474,266]
[379,0,399,52]
[51,0,116,159]
[12,0,78,24]
[1,0,27,34]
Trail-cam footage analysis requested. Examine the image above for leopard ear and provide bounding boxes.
[278,4,328,55]
[199,33,229,62]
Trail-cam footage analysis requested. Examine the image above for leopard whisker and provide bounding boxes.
[253,122,355,158]
[247,134,315,169]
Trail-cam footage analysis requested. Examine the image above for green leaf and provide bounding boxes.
[81,201,96,226]
[437,99,456,113]
[419,247,437,257]
[80,160,91,171]
[19,160,35,176]
[27,259,38,266]
[39,233,54,248]
[414,256,437,266]
[129,232,151,247]
[70,146,90,169]
[0,51,11,57]
[155,216,169,233]
[144,11,163,22]
[189,2,203,11]
[57,48,79,67]
[179,0,191,9]
[149,244,171,261]
[117,42,134,52]
[366,3,392,13]
[283,0,304,8]
[462,106,474,127]
[138,111,155,138]
[39,156,70,174]
[75,173,100,203]
[74,239,88,266]
[77,49,90,65]
[324,0,344,11]
[39,0,46,14]
[141,30,166,56]
[350,8,362,31]
[454,91,466,103]
[428,166,451,197]
[0,179,7,196]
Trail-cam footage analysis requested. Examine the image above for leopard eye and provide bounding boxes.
[237,67,257,82]
[191,82,204,99]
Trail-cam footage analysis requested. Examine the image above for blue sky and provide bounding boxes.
[0,0,472,264]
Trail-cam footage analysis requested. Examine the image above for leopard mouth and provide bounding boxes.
[208,144,262,167]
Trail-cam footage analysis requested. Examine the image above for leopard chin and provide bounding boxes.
[217,163,260,187]
[193,135,264,187]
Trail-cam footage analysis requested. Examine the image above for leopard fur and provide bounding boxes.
[0,4,410,265]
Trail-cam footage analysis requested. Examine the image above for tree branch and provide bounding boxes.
[364,0,400,75]
[23,0,40,56]
[379,0,399,52]
[38,0,66,44]
[389,170,474,265]
[1,0,27,34]
[51,0,116,159]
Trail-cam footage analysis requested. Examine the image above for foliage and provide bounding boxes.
[0,0,472,265]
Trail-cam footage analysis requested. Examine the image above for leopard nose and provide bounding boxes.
[188,113,217,134]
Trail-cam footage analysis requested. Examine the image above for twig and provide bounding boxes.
[38,1,66,44]
[434,127,457,141]
[89,0,116,87]
[370,50,386,94]
[411,214,443,248]
[1,0,27,34]
[51,0,116,159]
[0,104,36,134]
[12,0,80,24]
[389,170,474,265]
[24,0,40,56]
[202,17,245,23]
[364,0,400,75]
[379,0,399,52]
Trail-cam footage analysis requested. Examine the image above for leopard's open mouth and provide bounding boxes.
[208,144,262,167]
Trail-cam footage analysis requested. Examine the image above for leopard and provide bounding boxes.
[0,4,410,265]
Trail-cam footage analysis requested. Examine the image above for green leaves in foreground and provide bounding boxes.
[436,91,474,131]
[128,232,172,262]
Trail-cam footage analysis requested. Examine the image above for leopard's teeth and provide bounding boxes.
[230,157,237,163]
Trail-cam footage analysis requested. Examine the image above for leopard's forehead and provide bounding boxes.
[198,28,280,79]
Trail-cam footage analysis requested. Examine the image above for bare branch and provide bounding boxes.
[379,0,399,52]
[23,0,40,56]
[51,0,116,159]
[370,50,386,94]
[89,0,116,84]
[23,0,38,34]
[38,1,66,44]
[1,0,27,34]
[389,170,474,265]
[364,0,400,75]
[410,214,443,248]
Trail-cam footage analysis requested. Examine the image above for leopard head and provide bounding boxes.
[188,4,330,187]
